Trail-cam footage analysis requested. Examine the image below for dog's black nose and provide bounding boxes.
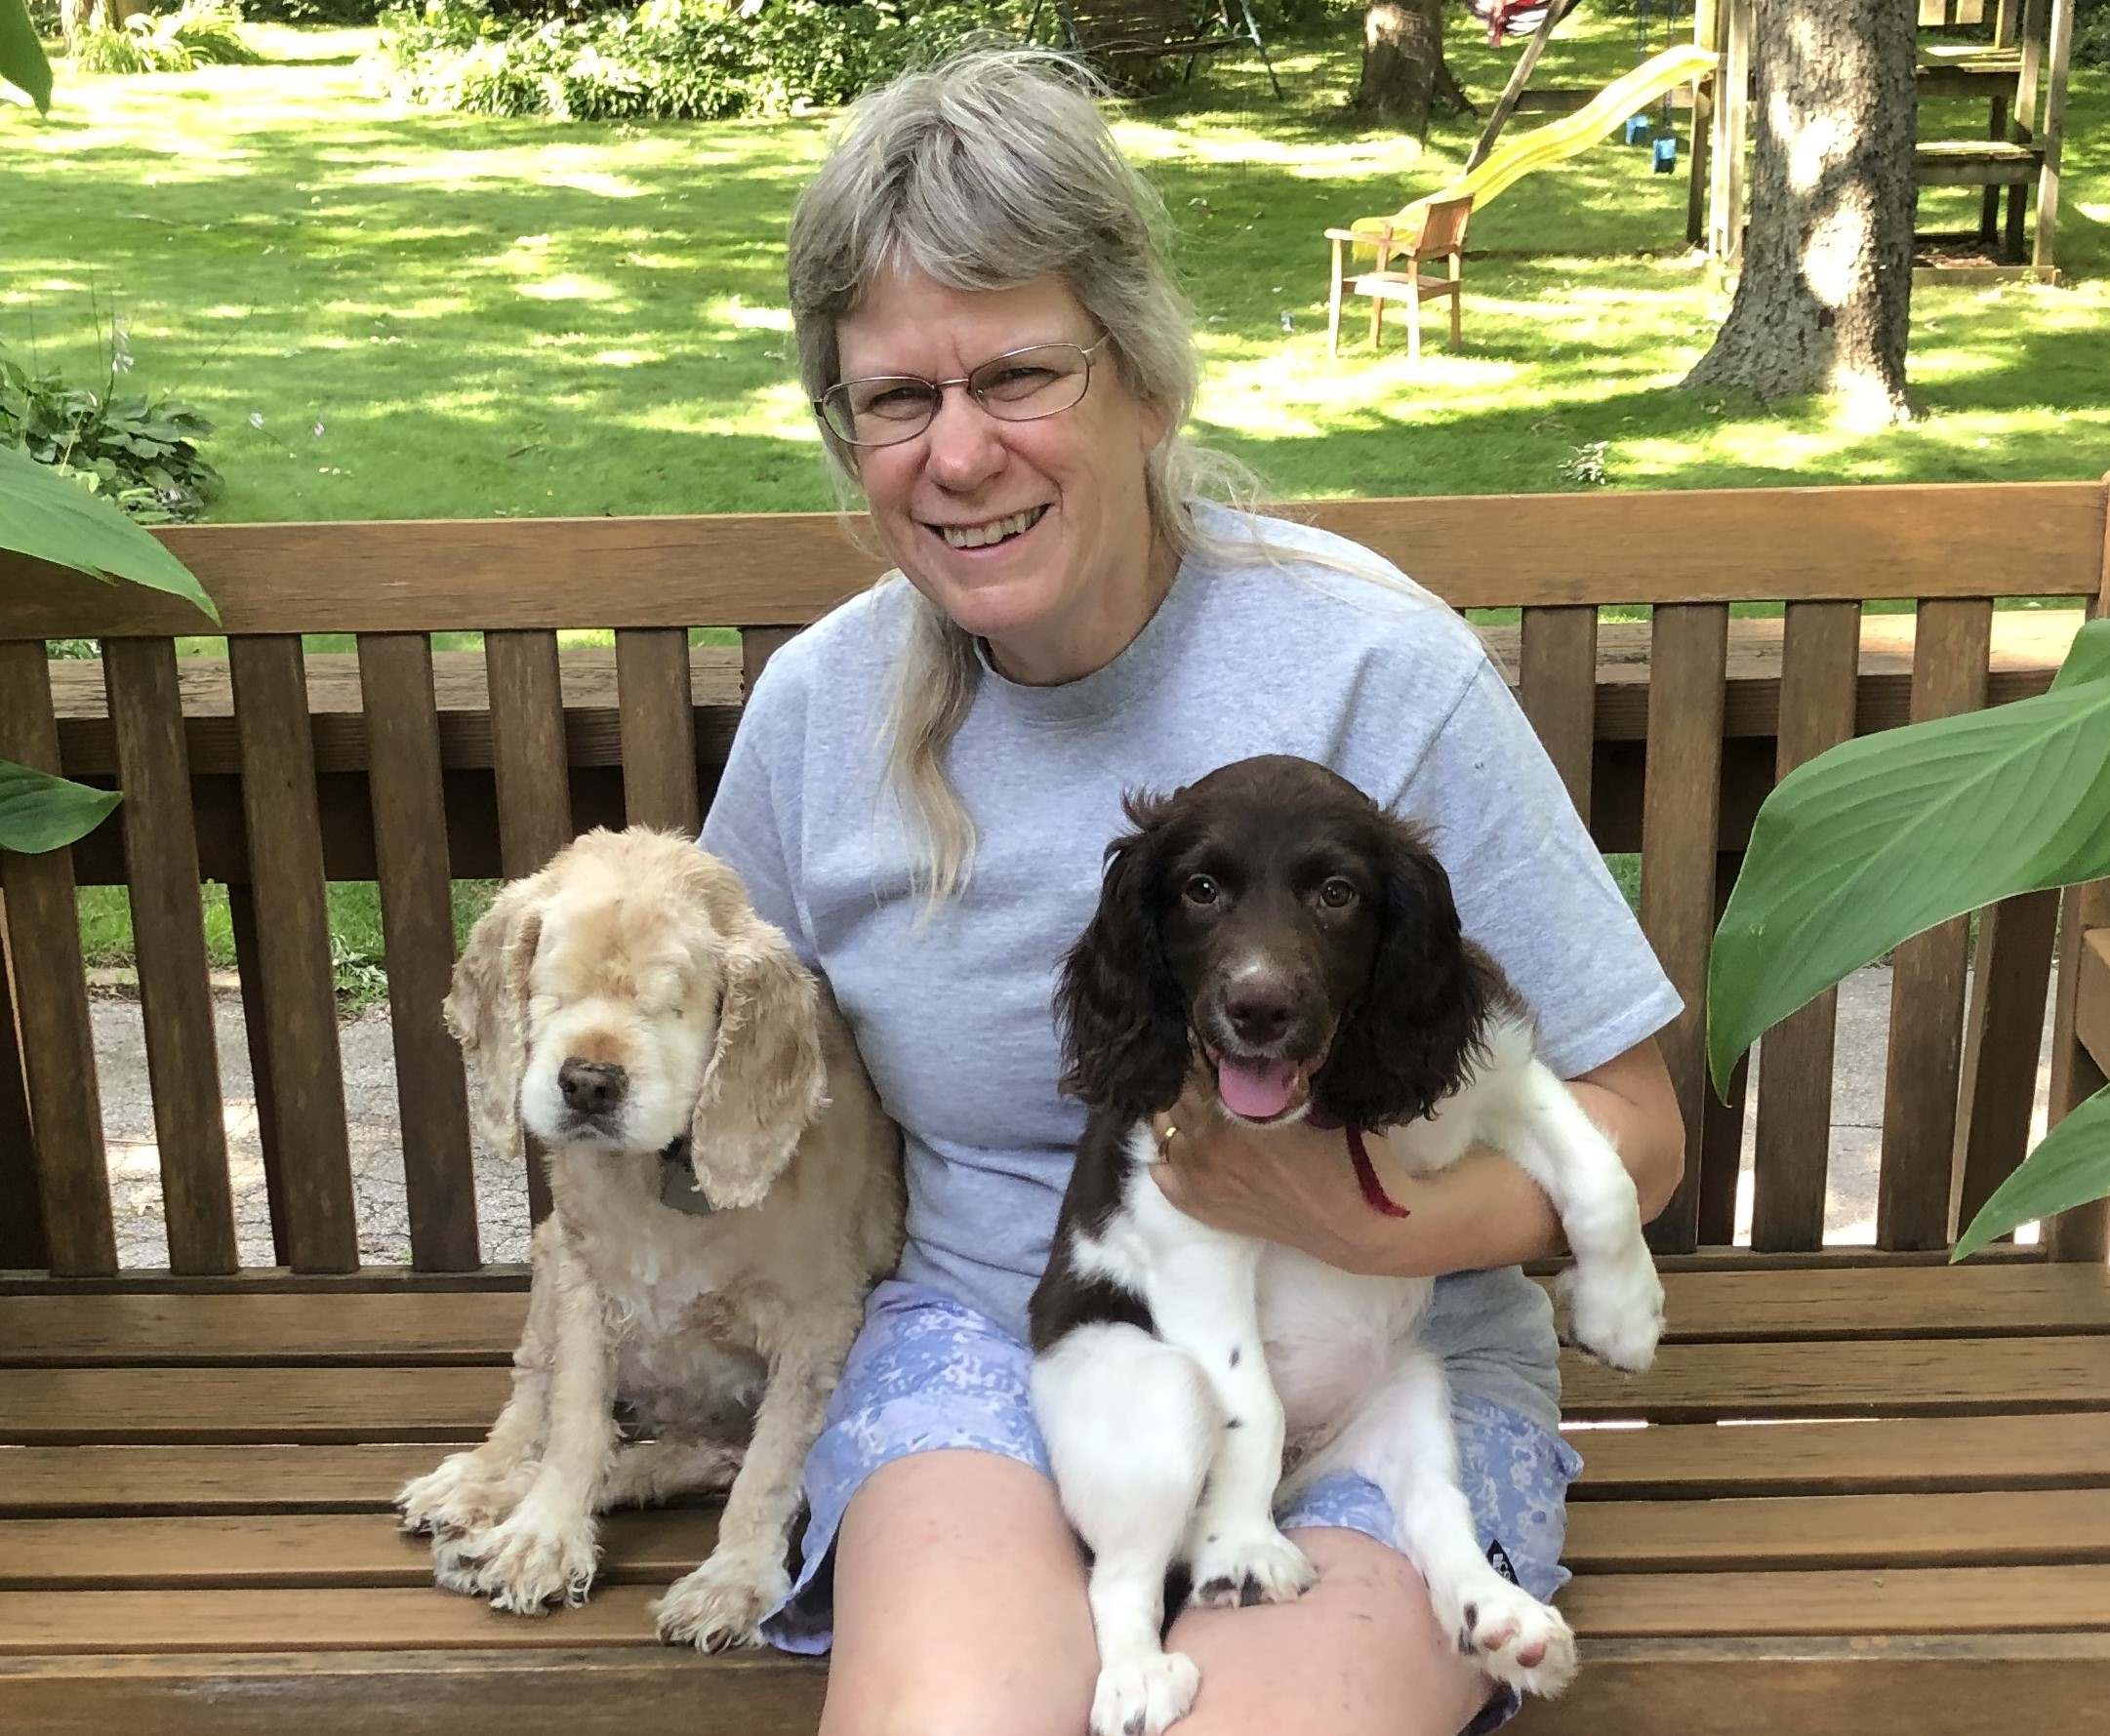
[1224,973,1296,1047]
[558,1059,627,1117]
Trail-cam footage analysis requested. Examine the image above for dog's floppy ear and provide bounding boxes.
[690,915,826,1210]
[1317,816,1498,1131]
[1056,788,1190,1119]
[445,870,554,1159]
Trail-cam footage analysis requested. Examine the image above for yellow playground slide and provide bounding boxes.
[1346,43,1720,245]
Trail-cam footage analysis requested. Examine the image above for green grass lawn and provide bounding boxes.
[10,14,2102,991]
[7,15,2108,526]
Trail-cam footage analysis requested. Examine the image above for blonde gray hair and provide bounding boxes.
[785,47,1350,905]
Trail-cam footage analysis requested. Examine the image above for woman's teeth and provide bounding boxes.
[939,505,1045,549]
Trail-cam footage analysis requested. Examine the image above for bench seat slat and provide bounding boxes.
[10,1411,2110,1516]
[5,1636,2108,1736]
[9,1335,2109,1441]
[3,1265,2103,1365]
[1569,1412,2110,1498]
[8,1486,2110,1590]
[6,1564,2109,1655]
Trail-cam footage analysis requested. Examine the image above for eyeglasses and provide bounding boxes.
[815,336,1113,448]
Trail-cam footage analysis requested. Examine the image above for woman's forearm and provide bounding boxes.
[1341,1039,1686,1280]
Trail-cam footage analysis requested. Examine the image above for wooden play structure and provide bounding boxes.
[4,478,2109,1729]
[1696,0,2078,282]
[1325,0,2080,346]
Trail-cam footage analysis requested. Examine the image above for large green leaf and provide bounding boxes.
[0,758,121,854]
[1953,1085,2110,1262]
[0,0,51,115]
[1709,620,2110,1094]
[0,445,220,624]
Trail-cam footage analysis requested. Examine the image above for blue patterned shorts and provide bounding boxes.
[762,1278,1584,1735]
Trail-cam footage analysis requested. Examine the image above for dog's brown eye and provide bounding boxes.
[1183,874,1220,907]
[1319,877,1358,909]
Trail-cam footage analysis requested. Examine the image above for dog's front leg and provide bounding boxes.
[652,1300,861,1651]
[398,1218,563,1541]
[1176,1293,1317,1612]
[1494,1060,1665,1372]
[438,1231,617,1614]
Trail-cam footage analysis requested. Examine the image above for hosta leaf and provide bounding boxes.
[1709,621,2110,1093]
[0,759,121,853]
[0,445,220,622]
[1953,1086,2110,1262]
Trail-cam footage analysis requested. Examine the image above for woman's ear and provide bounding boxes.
[444,871,553,1160]
[688,917,827,1211]
[1055,790,1190,1119]
[1317,820,1498,1132]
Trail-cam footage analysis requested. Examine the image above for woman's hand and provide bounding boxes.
[1149,1082,1440,1275]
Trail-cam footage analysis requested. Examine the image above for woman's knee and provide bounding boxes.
[818,1449,1097,1736]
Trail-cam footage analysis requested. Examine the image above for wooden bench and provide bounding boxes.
[1036,0,1283,99]
[3,478,2108,1731]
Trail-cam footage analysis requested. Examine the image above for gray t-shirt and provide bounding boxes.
[701,504,1682,1433]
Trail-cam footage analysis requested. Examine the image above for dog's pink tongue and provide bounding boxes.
[1217,1059,1299,1120]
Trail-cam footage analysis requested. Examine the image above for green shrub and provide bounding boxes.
[372,0,1035,122]
[69,1,264,73]
[0,332,224,526]
[2079,0,2108,71]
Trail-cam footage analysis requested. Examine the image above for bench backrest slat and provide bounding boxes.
[1636,604,1731,1255]
[0,910,42,1270]
[483,628,573,1230]
[360,632,482,1272]
[0,643,118,1276]
[1516,605,1598,818]
[4,484,2102,640]
[1876,598,1995,1250]
[229,635,360,1273]
[615,629,702,836]
[103,638,239,1274]
[1954,887,2063,1242]
[1748,600,1865,1252]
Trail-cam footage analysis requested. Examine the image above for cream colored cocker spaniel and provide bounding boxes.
[395,827,903,1649]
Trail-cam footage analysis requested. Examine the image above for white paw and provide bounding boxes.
[440,1508,599,1615]
[652,1552,790,1652]
[1440,1574,1577,1698]
[395,1452,535,1537]
[1557,1255,1665,1373]
[1185,1525,1318,1609]
[1091,1648,1201,1736]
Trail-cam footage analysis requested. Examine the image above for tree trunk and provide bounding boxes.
[1683,0,1918,424]
[1358,0,1472,138]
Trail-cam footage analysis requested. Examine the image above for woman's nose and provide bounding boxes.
[921,387,1006,489]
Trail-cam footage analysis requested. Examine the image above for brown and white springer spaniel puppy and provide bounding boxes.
[1028,755,1663,1736]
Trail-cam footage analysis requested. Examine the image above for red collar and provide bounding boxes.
[1344,1125,1412,1219]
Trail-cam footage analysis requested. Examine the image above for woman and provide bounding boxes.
[700,46,1685,1736]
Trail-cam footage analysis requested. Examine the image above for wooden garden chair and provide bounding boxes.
[1326,193,1474,364]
